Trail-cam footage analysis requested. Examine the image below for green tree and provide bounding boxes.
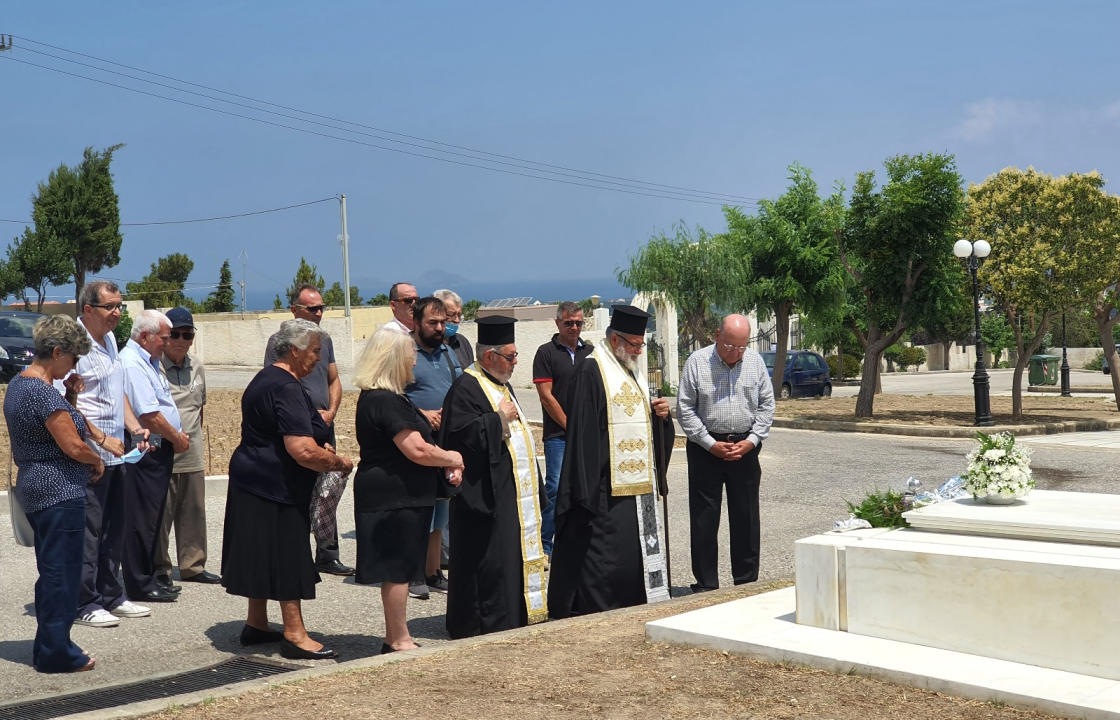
[30,145,125,304]
[725,163,847,388]
[462,299,481,321]
[619,223,745,349]
[969,168,1106,417]
[839,153,966,417]
[113,305,133,350]
[203,259,236,313]
[0,257,24,306]
[125,253,195,308]
[273,294,284,310]
[322,282,363,307]
[284,257,326,305]
[980,312,1015,366]
[6,227,72,311]
[366,292,390,306]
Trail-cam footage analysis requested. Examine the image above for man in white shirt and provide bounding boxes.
[383,282,418,334]
[119,310,190,604]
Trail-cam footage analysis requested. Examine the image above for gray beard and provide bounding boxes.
[611,346,640,376]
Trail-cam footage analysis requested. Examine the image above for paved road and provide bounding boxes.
[3,427,1119,703]
[830,368,1112,397]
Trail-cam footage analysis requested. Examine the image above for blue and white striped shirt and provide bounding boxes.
[56,319,126,466]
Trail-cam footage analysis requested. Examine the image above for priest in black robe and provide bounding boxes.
[440,316,549,638]
[548,305,675,618]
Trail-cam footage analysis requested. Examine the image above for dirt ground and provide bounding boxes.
[142,582,1055,720]
[1,389,1116,490]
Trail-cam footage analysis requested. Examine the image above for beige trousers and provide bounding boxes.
[153,470,208,578]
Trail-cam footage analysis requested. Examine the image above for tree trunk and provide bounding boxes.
[941,341,952,370]
[1007,311,1052,420]
[855,326,901,417]
[73,265,86,306]
[1094,309,1120,412]
[771,302,792,401]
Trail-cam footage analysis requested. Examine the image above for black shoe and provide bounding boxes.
[689,583,717,594]
[140,588,179,603]
[279,638,336,660]
[425,571,449,594]
[315,560,355,576]
[155,575,183,593]
[182,570,222,584]
[240,624,284,646]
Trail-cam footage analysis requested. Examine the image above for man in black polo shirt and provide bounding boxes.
[532,301,594,561]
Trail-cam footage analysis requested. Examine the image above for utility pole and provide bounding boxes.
[239,249,248,313]
[0,35,13,52]
[339,194,351,318]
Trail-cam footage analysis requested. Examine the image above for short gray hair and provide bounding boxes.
[34,315,92,359]
[476,343,500,360]
[131,309,170,339]
[79,280,119,310]
[432,288,462,307]
[273,318,327,359]
[556,301,581,318]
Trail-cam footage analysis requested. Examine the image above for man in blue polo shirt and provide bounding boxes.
[404,296,462,599]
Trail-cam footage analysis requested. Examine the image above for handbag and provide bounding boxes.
[9,461,34,547]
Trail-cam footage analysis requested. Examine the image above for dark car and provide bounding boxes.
[0,311,45,381]
[762,349,832,400]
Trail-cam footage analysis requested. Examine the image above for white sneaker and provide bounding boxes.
[75,609,120,627]
[110,600,151,618]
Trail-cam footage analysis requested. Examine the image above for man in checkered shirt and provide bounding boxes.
[676,314,774,593]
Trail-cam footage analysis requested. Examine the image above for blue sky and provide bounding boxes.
[3,2,1118,308]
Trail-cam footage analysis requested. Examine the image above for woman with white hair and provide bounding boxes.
[352,327,463,653]
[221,318,354,661]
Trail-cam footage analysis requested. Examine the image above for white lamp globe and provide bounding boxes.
[973,239,991,258]
[953,239,973,258]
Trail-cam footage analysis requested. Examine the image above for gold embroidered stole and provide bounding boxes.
[590,347,656,497]
[463,365,548,624]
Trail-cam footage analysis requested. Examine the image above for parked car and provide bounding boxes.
[0,310,45,382]
[762,349,832,400]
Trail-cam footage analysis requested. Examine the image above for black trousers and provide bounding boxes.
[686,440,761,589]
[77,464,127,616]
[121,443,175,597]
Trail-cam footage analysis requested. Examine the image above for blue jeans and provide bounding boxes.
[27,496,90,673]
[541,437,565,556]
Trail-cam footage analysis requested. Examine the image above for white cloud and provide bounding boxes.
[953,98,1043,142]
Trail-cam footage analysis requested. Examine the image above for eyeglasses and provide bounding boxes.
[169,330,195,340]
[90,303,124,312]
[718,343,748,353]
[618,335,645,350]
[294,304,326,313]
[490,350,518,362]
[395,297,417,305]
[562,320,584,328]
[445,313,462,322]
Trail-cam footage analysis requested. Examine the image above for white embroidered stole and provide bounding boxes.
[589,348,669,605]
[463,365,548,624]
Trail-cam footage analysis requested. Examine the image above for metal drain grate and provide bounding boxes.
[0,656,301,720]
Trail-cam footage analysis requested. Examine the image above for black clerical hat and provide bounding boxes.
[477,315,517,345]
[609,305,650,336]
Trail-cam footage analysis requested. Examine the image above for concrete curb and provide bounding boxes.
[773,416,1120,438]
[1028,385,1114,394]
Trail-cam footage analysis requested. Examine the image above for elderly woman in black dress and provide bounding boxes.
[4,315,120,673]
[353,327,463,653]
[222,318,354,660]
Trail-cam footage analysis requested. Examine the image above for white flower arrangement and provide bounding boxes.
[963,431,1034,502]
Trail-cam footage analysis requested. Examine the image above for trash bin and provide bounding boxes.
[1029,354,1060,385]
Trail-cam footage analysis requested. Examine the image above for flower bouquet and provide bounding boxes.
[962,431,1033,504]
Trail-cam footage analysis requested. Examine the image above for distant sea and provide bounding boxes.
[225,276,634,312]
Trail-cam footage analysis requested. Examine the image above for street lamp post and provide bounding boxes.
[954,239,994,426]
[1060,311,1072,397]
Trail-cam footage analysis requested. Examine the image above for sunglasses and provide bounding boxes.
[294,304,326,313]
[395,297,417,305]
[562,320,584,328]
[170,330,195,340]
[490,350,519,362]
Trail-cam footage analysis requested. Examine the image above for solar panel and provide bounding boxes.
[482,296,534,308]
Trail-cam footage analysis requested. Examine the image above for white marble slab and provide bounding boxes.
[646,588,1120,719]
[903,489,1120,546]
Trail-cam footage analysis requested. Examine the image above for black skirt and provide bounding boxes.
[354,506,433,585]
[221,484,319,601]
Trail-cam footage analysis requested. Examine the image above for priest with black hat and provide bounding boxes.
[548,304,675,618]
[439,315,549,638]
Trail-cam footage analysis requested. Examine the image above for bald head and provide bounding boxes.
[715,314,751,365]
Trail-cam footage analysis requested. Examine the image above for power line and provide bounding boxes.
[14,43,751,205]
[1,196,337,228]
[3,36,758,208]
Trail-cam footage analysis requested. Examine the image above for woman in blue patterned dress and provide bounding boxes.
[4,315,114,673]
